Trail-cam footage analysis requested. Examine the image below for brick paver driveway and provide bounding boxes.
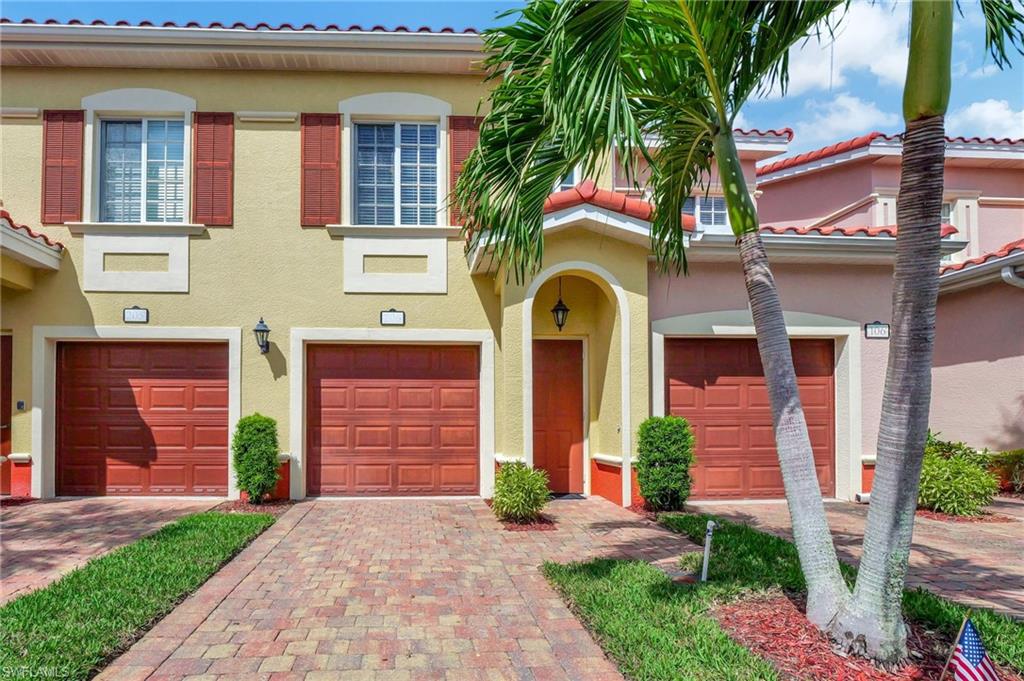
[1,497,217,604]
[689,497,1024,618]
[100,498,699,680]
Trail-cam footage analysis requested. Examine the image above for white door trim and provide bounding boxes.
[650,310,862,501]
[31,326,242,499]
[289,327,496,500]
[522,261,633,506]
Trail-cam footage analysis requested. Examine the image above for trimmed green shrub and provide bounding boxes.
[925,430,991,467]
[232,413,280,504]
[635,416,695,511]
[492,462,550,523]
[918,451,999,516]
[992,449,1024,493]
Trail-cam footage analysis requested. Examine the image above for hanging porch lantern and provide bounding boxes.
[551,277,570,331]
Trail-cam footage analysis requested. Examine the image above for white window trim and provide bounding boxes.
[691,195,729,230]
[80,88,197,227]
[556,164,582,192]
[352,120,440,227]
[338,93,452,229]
[98,118,185,224]
[342,236,447,294]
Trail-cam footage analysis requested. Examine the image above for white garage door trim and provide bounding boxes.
[32,326,242,499]
[289,328,496,500]
[650,310,861,501]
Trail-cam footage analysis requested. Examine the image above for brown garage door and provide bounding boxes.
[307,344,479,496]
[57,342,229,496]
[665,338,834,499]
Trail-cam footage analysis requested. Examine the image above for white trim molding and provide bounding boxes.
[494,453,525,464]
[0,223,63,270]
[341,236,447,294]
[651,310,862,501]
[1,107,40,119]
[522,261,633,506]
[81,88,196,224]
[31,326,242,499]
[7,452,32,463]
[82,234,189,292]
[590,452,622,466]
[236,111,298,123]
[338,92,452,227]
[288,328,497,500]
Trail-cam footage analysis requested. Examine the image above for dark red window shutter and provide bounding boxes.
[448,116,482,226]
[192,112,234,226]
[41,110,84,224]
[300,114,341,226]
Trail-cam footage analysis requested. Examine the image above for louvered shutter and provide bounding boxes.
[41,110,84,223]
[300,114,341,226]
[192,112,234,225]
[448,116,482,226]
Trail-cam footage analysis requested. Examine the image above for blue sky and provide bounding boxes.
[4,0,1022,155]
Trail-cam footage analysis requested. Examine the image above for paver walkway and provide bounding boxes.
[688,497,1024,618]
[1,497,216,603]
[99,497,700,680]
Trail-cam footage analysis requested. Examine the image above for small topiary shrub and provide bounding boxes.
[492,462,550,523]
[635,416,696,511]
[232,413,280,504]
[918,451,999,516]
[925,431,991,467]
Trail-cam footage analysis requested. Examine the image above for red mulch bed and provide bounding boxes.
[714,593,1023,681]
[213,499,295,517]
[626,502,659,521]
[0,496,37,508]
[915,509,1015,523]
[483,499,557,531]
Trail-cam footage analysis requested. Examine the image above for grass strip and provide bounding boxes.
[544,559,779,680]
[0,511,274,681]
[659,514,1023,671]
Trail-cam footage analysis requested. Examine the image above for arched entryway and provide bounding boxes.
[522,261,633,503]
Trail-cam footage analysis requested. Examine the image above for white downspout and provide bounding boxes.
[1001,265,1024,289]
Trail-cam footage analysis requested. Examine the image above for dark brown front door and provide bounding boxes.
[56,342,229,496]
[665,338,835,499]
[1,336,11,495]
[532,339,584,494]
[306,344,480,496]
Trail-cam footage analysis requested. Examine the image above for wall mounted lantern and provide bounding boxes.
[551,277,570,331]
[253,318,271,354]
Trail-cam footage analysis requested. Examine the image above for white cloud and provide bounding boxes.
[968,64,999,79]
[947,99,1024,139]
[732,110,750,130]
[762,1,909,99]
[792,93,899,148]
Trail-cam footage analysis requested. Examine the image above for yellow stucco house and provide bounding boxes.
[3,20,1008,506]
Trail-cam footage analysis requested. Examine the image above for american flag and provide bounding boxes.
[952,619,1000,681]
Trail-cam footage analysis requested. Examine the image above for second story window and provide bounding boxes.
[698,196,728,227]
[557,166,578,192]
[355,122,438,226]
[100,118,185,223]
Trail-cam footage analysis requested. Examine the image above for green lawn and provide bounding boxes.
[0,511,275,681]
[544,513,1024,680]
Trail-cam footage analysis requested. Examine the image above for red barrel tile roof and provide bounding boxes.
[0,17,478,34]
[544,181,697,231]
[761,223,958,238]
[940,238,1024,274]
[0,209,65,251]
[758,131,1024,177]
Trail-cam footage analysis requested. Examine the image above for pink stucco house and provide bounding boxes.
[757,132,1024,491]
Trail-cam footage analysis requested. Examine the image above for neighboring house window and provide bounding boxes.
[557,166,578,192]
[698,196,728,227]
[99,118,185,223]
[683,197,696,215]
[355,122,438,226]
[941,202,953,224]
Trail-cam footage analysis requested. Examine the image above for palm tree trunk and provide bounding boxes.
[828,2,951,664]
[716,132,850,626]
[828,114,945,666]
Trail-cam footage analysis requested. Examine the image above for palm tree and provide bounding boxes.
[828,0,1024,662]
[455,0,1022,663]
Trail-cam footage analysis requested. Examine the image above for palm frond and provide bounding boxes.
[974,0,1024,68]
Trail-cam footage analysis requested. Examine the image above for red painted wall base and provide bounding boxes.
[861,462,875,494]
[240,461,290,502]
[10,461,32,497]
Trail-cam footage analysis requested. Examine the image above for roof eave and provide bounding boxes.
[939,251,1024,293]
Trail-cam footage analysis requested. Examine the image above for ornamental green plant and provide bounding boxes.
[492,462,550,523]
[917,451,999,516]
[992,449,1024,493]
[232,413,280,504]
[635,416,695,511]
